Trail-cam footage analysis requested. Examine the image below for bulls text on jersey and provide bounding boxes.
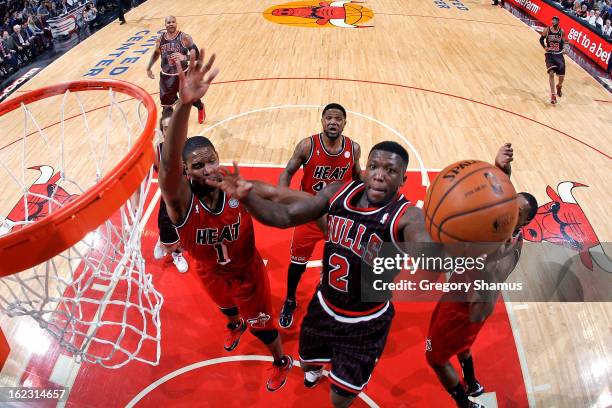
[327,214,383,266]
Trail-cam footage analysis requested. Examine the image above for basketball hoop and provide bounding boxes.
[0,80,163,368]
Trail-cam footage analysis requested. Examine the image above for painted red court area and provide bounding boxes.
[20,167,528,407]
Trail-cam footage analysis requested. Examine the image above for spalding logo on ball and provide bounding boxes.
[424,160,518,245]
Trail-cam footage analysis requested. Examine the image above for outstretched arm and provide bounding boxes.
[495,142,513,177]
[244,182,341,228]
[251,181,314,204]
[278,137,311,186]
[159,50,219,223]
[212,167,342,228]
[146,37,161,79]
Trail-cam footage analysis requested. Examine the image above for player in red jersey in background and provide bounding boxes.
[158,50,292,391]
[425,144,539,408]
[277,103,362,328]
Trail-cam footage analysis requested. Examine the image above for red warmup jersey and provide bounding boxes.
[300,133,355,195]
[175,191,258,275]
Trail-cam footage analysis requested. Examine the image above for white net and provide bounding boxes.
[0,83,163,368]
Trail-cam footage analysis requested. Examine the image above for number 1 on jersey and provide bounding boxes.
[328,253,350,292]
[214,243,231,265]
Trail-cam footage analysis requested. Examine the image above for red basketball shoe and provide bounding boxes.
[267,355,293,392]
[223,318,246,351]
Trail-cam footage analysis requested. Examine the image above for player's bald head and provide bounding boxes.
[165,16,177,23]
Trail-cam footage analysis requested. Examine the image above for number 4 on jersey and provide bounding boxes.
[312,181,327,192]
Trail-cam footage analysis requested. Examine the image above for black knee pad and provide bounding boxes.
[252,329,278,345]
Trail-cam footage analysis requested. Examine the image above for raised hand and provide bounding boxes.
[176,48,218,105]
[495,143,513,175]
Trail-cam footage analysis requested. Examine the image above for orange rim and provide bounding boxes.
[0,80,157,276]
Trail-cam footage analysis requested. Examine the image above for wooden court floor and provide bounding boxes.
[0,0,610,406]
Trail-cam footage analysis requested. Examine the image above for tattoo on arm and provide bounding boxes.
[279,138,310,186]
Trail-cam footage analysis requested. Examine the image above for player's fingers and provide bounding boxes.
[232,161,240,176]
[176,58,186,82]
[197,46,205,68]
[218,166,230,178]
[205,67,220,85]
[202,53,216,74]
[188,51,196,73]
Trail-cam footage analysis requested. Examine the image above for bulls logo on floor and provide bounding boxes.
[263,1,374,28]
[0,165,78,236]
[522,181,612,273]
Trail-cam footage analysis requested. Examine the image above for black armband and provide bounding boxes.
[188,44,200,59]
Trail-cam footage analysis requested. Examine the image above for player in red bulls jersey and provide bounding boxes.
[425,144,539,408]
[212,141,437,408]
[146,16,206,123]
[158,51,292,392]
[277,103,362,328]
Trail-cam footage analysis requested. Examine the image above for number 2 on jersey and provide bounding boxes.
[214,243,231,265]
[328,253,350,292]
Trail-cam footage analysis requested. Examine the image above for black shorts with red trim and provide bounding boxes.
[299,291,394,395]
[545,52,565,76]
[159,73,180,107]
[158,199,180,245]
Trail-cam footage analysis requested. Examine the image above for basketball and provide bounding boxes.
[424,160,518,246]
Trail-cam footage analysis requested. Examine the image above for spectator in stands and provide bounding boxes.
[2,29,26,63]
[83,3,99,30]
[48,1,60,17]
[0,30,18,71]
[22,1,37,17]
[26,14,48,49]
[562,0,574,9]
[591,9,604,27]
[602,0,611,20]
[9,10,23,26]
[37,1,50,16]
[603,19,612,37]
[10,25,33,61]
[58,0,69,14]
[14,24,36,55]
[577,4,588,17]
[34,12,52,42]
